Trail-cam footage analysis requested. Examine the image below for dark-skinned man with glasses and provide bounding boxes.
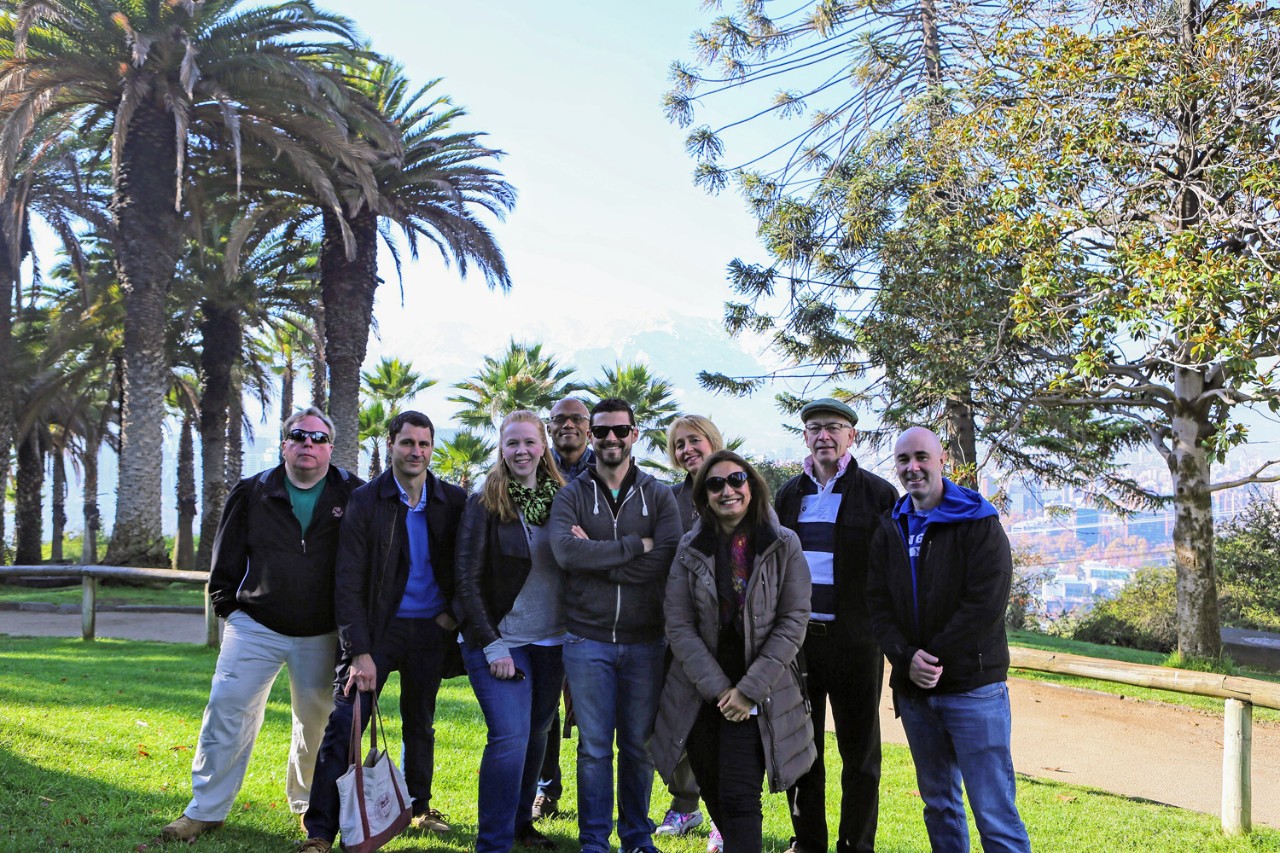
[531,396,597,823]
[548,398,682,853]
[774,399,898,853]
[163,408,361,842]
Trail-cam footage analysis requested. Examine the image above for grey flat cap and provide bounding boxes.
[799,397,858,426]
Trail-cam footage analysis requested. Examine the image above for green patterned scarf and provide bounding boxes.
[508,473,560,526]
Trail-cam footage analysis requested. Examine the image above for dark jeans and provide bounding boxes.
[686,704,766,853]
[537,707,564,800]
[303,616,450,842]
[787,630,883,853]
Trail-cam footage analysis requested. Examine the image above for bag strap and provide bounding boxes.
[349,691,374,841]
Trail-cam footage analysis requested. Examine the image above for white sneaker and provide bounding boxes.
[655,809,704,836]
[706,823,723,852]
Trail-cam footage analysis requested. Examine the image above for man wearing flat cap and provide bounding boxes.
[774,398,898,853]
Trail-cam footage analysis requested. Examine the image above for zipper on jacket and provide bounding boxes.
[607,484,640,643]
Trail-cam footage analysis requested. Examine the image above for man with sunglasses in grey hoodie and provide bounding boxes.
[549,397,682,853]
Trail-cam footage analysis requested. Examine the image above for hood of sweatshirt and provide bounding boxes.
[891,478,998,524]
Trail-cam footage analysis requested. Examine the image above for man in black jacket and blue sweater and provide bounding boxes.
[299,411,467,853]
[866,427,1030,852]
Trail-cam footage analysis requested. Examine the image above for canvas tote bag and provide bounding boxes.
[336,691,412,851]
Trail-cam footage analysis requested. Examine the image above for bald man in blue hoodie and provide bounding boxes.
[866,427,1030,853]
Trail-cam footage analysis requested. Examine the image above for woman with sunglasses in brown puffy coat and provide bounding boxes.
[653,450,816,853]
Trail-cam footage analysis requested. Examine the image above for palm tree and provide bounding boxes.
[167,372,200,570]
[583,362,680,456]
[449,339,577,433]
[362,356,435,415]
[0,0,382,565]
[318,58,515,467]
[358,399,389,480]
[432,431,495,493]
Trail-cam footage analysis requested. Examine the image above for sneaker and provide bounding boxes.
[655,809,704,836]
[706,824,723,853]
[516,823,557,849]
[411,808,451,833]
[531,793,559,820]
[160,814,223,841]
[622,847,660,853]
[296,840,331,853]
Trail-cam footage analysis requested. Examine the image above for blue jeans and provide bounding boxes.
[464,642,565,853]
[896,682,1031,853]
[562,633,665,853]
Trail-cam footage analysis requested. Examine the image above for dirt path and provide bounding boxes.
[878,672,1280,829]
[3,608,1278,828]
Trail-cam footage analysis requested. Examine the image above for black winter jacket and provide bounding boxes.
[208,464,360,636]
[774,458,897,644]
[334,469,466,659]
[866,512,1014,697]
[454,493,534,650]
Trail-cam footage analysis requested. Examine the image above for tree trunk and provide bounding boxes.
[226,368,244,489]
[105,100,182,567]
[173,414,196,570]
[196,301,240,571]
[0,223,14,565]
[82,435,100,564]
[944,389,979,488]
[320,208,379,470]
[311,302,328,410]
[50,445,67,562]
[280,345,295,430]
[14,429,44,564]
[1168,364,1220,657]
[368,441,382,480]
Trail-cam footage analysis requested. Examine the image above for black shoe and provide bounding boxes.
[531,793,559,821]
[516,823,557,849]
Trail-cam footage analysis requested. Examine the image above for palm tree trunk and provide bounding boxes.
[368,440,382,479]
[310,303,328,410]
[105,100,183,567]
[50,445,67,562]
[320,208,379,470]
[196,302,239,571]
[83,435,100,564]
[0,230,14,565]
[225,368,244,490]
[173,414,196,570]
[280,347,295,430]
[14,429,44,564]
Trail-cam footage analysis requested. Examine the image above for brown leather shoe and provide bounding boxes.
[410,808,451,833]
[531,793,559,820]
[296,840,332,853]
[516,823,557,849]
[161,814,224,840]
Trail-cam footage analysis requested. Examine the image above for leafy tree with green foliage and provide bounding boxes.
[1071,568,1178,653]
[957,0,1280,656]
[1216,496,1280,634]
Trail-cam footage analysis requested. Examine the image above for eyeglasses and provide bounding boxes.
[704,471,749,493]
[590,424,634,440]
[804,422,852,437]
[286,429,331,445]
[548,414,588,427]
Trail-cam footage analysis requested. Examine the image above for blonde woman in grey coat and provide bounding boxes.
[653,450,816,853]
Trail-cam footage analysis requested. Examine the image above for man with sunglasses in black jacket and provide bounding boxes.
[163,407,360,842]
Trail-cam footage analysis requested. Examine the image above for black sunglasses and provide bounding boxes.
[590,424,633,440]
[286,429,331,445]
[705,471,749,494]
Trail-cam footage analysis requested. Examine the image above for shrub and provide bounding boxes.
[1216,495,1280,633]
[1071,566,1177,652]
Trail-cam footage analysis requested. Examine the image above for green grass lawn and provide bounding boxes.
[1,635,1278,852]
[0,580,206,608]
